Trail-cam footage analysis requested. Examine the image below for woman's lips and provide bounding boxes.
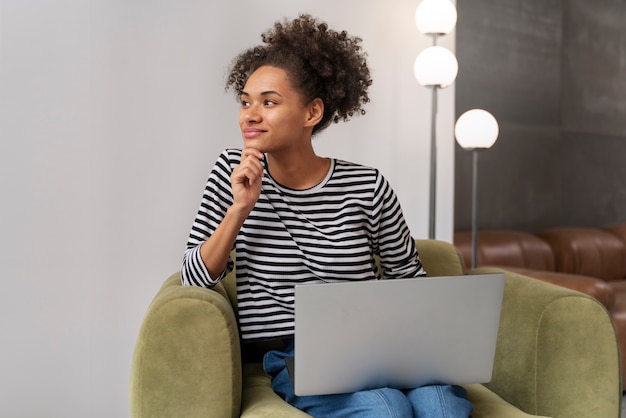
[243,128,266,139]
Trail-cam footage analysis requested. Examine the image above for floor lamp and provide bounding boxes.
[454,109,499,269]
[413,0,458,239]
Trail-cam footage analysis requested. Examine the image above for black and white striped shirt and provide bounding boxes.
[182,148,425,341]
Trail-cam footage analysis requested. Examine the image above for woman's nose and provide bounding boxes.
[241,105,260,123]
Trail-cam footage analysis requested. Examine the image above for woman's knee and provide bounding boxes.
[293,387,412,418]
[357,387,413,418]
[405,384,472,417]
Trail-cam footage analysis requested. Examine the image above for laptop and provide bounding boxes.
[287,273,505,396]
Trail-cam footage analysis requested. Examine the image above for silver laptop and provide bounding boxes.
[288,273,505,396]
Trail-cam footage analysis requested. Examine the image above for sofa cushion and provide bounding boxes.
[538,227,626,281]
[604,224,626,279]
[604,223,626,245]
[454,230,556,271]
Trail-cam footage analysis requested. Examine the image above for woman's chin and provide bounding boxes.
[242,139,266,153]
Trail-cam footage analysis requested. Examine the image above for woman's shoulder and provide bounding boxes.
[334,158,376,171]
[333,158,381,179]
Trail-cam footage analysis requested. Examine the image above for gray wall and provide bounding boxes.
[0,1,453,416]
[454,0,626,232]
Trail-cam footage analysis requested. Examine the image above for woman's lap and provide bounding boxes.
[263,339,473,418]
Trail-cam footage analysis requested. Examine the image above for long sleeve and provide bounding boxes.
[181,150,237,287]
[371,170,426,279]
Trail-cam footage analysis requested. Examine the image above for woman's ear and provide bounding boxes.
[305,98,324,128]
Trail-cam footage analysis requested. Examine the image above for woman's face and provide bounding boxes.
[239,65,318,154]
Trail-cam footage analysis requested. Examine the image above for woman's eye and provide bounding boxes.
[264,99,276,106]
[240,100,250,108]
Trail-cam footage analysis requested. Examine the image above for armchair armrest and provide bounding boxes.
[473,267,621,418]
[130,272,242,418]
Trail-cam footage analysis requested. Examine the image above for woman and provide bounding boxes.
[182,14,472,418]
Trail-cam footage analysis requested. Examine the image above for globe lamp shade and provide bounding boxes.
[413,46,458,88]
[415,0,457,35]
[455,109,499,150]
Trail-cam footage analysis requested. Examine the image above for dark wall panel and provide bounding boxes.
[455,124,563,231]
[455,0,562,125]
[561,0,626,136]
[455,0,626,232]
[558,131,626,227]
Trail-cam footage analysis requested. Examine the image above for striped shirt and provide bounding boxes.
[182,148,425,341]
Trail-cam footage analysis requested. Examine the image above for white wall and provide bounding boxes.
[0,1,455,416]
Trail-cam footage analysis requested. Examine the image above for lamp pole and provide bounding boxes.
[454,109,499,270]
[428,84,437,239]
[427,34,439,240]
[414,46,457,240]
[414,0,457,240]
[471,149,479,269]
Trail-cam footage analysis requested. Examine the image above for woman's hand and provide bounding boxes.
[230,147,264,216]
[197,148,264,279]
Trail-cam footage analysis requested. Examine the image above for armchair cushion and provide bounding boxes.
[464,384,548,418]
[241,363,312,418]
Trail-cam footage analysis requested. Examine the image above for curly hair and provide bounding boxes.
[225,14,372,135]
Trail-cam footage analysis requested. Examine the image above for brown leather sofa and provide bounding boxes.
[454,224,626,387]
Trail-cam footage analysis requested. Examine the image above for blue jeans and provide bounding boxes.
[263,339,473,418]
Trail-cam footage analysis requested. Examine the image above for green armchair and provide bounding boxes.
[130,239,621,417]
